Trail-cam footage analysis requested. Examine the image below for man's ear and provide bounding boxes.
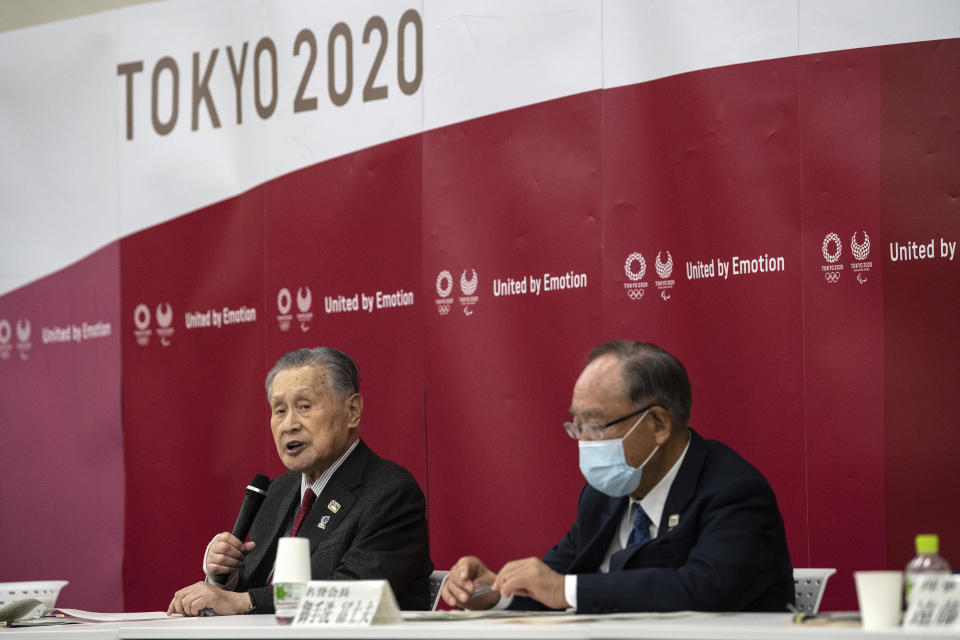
[346,393,363,428]
[648,405,674,445]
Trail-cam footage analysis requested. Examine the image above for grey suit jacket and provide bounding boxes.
[238,439,433,612]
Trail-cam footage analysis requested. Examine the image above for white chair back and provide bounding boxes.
[793,568,837,615]
[428,570,450,611]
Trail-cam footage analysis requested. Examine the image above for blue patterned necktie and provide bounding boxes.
[627,503,653,547]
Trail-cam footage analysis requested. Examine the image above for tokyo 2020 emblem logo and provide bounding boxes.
[296,287,313,332]
[655,251,673,279]
[15,318,32,360]
[623,252,649,301]
[459,269,479,316]
[821,233,844,284]
[0,318,11,360]
[654,250,676,301]
[156,302,174,347]
[435,270,453,315]
[156,303,173,328]
[460,269,478,296]
[436,271,453,298]
[849,230,873,284]
[822,233,842,264]
[276,288,293,331]
[133,303,152,346]
[624,252,646,281]
[851,231,870,261]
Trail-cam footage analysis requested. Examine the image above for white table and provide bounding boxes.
[3,612,956,639]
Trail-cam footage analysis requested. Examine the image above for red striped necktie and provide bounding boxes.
[290,489,316,536]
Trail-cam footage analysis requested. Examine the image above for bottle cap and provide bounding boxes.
[916,534,940,554]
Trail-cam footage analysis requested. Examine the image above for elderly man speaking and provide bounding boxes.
[442,340,793,613]
[169,347,433,615]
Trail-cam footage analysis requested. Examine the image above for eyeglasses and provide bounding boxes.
[563,403,657,441]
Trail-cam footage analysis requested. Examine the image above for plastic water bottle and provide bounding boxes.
[905,534,951,605]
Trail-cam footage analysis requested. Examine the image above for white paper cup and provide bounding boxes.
[854,570,903,630]
[274,537,310,624]
[273,537,310,583]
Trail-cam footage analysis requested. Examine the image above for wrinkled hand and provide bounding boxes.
[493,557,568,610]
[204,532,255,576]
[442,556,501,610]
[167,582,252,616]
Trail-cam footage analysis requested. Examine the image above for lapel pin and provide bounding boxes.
[327,500,341,513]
[668,514,680,528]
[318,515,330,529]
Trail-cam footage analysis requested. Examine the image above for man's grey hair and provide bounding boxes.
[588,341,692,427]
[265,346,360,401]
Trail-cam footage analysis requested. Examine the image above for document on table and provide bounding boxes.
[54,609,174,623]
[402,610,714,623]
[402,610,569,621]
[403,609,723,624]
[4,610,173,628]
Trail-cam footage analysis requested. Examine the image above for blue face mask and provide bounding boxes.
[578,410,659,497]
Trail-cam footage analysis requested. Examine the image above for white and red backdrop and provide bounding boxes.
[1,0,959,612]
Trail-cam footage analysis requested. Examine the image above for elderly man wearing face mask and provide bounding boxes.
[441,340,794,614]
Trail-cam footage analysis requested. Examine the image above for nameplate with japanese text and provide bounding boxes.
[905,575,960,630]
[291,580,402,626]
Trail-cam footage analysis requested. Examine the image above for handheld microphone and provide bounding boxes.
[212,473,270,586]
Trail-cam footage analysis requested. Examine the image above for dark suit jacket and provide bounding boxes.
[512,429,794,613]
[238,439,433,612]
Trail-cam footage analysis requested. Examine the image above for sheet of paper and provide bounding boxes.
[402,610,568,622]
[402,610,720,624]
[513,611,722,624]
[54,609,174,623]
